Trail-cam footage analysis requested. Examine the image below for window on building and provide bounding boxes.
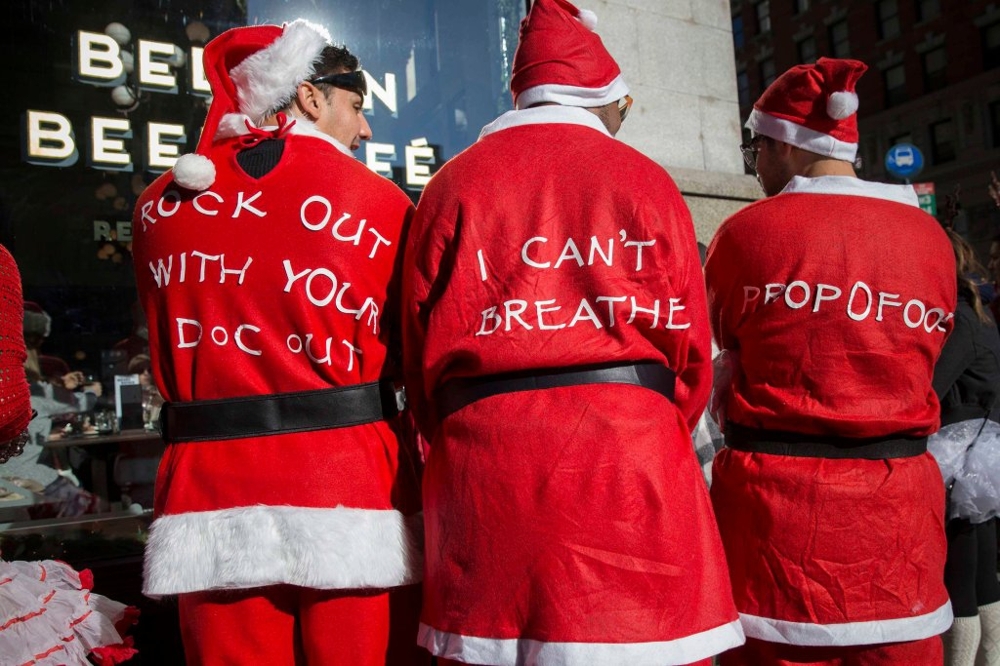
[797,36,817,64]
[984,22,1000,70]
[756,1,771,34]
[829,20,850,58]
[760,58,777,88]
[884,64,907,107]
[990,100,1000,148]
[733,14,745,49]
[876,0,900,40]
[794,0,810,15]
[922,46,948,93]
[931,118,956,164]
[737,70,751,107]
[915,0,941,23]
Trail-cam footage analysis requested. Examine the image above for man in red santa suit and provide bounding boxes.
[130,19,425,665]
[705,57,956,665]
[402,1,743,664]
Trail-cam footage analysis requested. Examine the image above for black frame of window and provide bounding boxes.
[876,0,900,40]
[797,35,817,63]
[737,69,751,107]
[930,118,956,164]
[756,0,771,34]
[733,14,745,49]
[990,100,1000,148]
[828,20,850,58]
[922,46,948,93]
[760,58,776,87]
[883,64,907,107]
[984,22,1000,70]
[914,0,941,23]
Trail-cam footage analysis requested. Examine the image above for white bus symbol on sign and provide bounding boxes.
[893,146,915,167]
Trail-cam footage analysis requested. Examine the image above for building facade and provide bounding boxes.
[586,0,760,241]
[732,0,1000,248]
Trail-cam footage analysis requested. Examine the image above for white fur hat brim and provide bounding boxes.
[229,19,332,123]
[515,74,630,110]
[746,108,858,162]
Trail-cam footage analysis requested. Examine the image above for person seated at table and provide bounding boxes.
[23,301,103,397]
[7,328,103,489]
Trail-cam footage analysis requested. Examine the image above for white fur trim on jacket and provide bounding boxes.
[479,106,612,141]
[215,113,354,156]
[780,175,920,208]
[418,619,745,666]
[746,108,858,162]
[515,73,630,110]
[230,19,332,123]
[738,601,953,646]
[142,505,423,596]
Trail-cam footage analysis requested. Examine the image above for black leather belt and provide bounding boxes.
[160,381,399,443]
[724,422,927,460]
[438,362,675,420]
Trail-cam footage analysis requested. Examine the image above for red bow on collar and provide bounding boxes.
[240,112,296,148]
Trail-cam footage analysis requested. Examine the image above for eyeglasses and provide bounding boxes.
[309,70,368,97]
[740,135,765,171]
[618,95,634,123]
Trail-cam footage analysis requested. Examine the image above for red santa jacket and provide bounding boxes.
[131,122,421,596]
[706,176,956,438]
[403,106,742,664]
[404,111,712,439]
[705,176,955,646]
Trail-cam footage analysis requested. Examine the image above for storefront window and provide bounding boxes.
[1,0,524,558]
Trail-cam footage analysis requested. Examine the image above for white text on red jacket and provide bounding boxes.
[740,279,952,333]
[474,232,690,336]
[141,188,388,369]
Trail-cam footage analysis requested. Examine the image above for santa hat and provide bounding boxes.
[746,57,868,162]
[0,249,31,444]
[172,19,332,191]
[510,0,629,110]
[22,300,51,339]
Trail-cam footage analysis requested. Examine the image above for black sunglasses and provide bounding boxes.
[740,135,765,171]
[309,70,368,97]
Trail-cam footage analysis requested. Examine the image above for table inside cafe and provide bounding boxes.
[0,402,164,564]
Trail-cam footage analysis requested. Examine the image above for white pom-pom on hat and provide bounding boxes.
[576,9,598,31]
[173,153,216,191]
[827,90,858,120]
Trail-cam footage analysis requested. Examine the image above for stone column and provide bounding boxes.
[582,0,760,240]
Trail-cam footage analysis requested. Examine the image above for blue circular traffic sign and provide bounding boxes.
[885,143,924,179]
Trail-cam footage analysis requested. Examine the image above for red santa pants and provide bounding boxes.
[718,635,942,666]
[178,583,427,665]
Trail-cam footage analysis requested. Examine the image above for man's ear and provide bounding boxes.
[295,82,323,120]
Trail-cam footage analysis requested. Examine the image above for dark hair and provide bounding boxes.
[946,229,992,323]
[270,45,360,117]
[312,45,360,79]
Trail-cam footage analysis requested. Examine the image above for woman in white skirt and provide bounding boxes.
[929,230,1000,666]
